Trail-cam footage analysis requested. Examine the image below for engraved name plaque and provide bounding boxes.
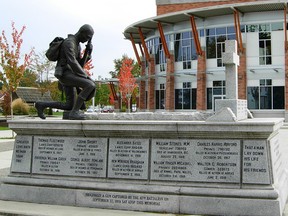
[11,135,32,173]
[151,139,240,183]
[32,136,107,177]
[108,138,149,179]
[242,140,270,184]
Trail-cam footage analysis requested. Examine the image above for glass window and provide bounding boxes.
[259,32,272,65]
[259,32,271,40]
[175,89,182,109]
[248,87,259,109]
[259,24,270,32]
[174,31,197,66]
[271,22,283,31]
[206,26,235,64]
[247,79,283,110]
[207,88,212,110]
[246,24,259,32]
[175,84,196,110]
[192,89,197,109]
[273,86,285,109]
[156,90,160,109]
[227,26,235,34]
[199,29,204,37]
[183,82,191,88]
[216,27,226,35]
[206,28,215,36]
[260,86,272,109]
[206,36,216,58]
[183,89,191,109]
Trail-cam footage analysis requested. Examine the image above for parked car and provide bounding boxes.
[86,107,94,113]
[101,106,114,113]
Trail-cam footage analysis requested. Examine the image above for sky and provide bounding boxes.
[0,0,156,79]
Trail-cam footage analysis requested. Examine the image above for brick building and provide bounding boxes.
[124,0,288,120]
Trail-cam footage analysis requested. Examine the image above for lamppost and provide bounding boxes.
[126,93,131,113]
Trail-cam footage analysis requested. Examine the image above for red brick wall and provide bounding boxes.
[165,55,175,111]
[196,54,207,110]
[157,0,260,15]
[148,58,155,111]
[139,60,146,110]
[238,49,247,100]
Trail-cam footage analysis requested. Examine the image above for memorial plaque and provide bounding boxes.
[151,139,240,183]
[32,136,107,177]
[108,138,149,179]
[78,190,178,213]
[242,140,270,184]
[11,135,32,173]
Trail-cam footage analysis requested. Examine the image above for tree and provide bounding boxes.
[19,69,38,87]
[30,51,55,83]
[94,83,110,106]
[110,54,141,78]
[0,21,34,117]
[81,49,94,77]
[118,57,138,112]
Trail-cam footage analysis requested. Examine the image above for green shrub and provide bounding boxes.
[29,106,37,116]
[12,98,30,115]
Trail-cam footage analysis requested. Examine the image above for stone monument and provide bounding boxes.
[0,41,287,216]
[208,40,248,122]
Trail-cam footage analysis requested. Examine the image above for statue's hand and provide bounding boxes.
[86,43,93,52]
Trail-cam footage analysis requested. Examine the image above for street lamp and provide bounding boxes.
[126,93,131,113]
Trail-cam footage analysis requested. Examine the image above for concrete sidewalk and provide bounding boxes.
[0,200,178,216]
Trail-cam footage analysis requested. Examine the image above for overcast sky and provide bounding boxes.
[0,0,156,79]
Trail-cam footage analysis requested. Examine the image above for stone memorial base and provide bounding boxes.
[0,117,287,216]
[214,99,248,121]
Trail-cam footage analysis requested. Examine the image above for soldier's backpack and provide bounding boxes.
[45,37,64,61]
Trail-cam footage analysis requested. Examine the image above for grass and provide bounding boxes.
[0,126,9,130]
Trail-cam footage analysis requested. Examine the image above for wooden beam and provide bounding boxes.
[157,22,171,59]
[138,27,151,61]
[138,43,144,57]
[233,10,244,53]
[108,82,118,100]
[189,16,203,56]
[129,33,141,65]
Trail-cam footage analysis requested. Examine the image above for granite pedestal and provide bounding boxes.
[0,117,287,215]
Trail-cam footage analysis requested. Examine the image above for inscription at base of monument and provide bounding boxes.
[11,135,32,173]
[32,136,107,177]
[151,139,240,183]
[108,138,149,179]
[242,140,270,184]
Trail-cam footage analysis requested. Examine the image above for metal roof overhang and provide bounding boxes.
[124,0,288,43]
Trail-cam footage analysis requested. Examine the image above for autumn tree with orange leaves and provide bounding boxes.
[118,57,138,112]
[81,49,94,77]
[0,22,34,116]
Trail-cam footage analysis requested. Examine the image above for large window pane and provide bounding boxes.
[156,90,160,109]
[175,89,182,109]
[273,86,284,109]
[266,40,271,55]
[271,22,283,31]
[183,89,191,109]
[207,88,212,110]
[260,87,271,109]
[160,90,165,109]
[206,37,216,58]
[192,89,197,109]
[247,87,259,109]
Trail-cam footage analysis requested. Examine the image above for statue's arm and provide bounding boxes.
[63,40,87,78]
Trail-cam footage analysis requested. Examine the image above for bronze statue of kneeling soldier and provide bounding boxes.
[35,24,96,120]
